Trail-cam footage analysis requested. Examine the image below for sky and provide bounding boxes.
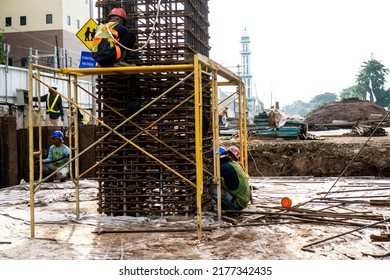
[208,0,390,108]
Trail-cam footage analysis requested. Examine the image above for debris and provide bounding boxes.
[221,215,238,225]
[351,123,388,137]
[370,234,390,242]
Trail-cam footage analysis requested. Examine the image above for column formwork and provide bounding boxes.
[94,0,212,216]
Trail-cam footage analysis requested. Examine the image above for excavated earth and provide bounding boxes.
[223,134,390,178]
[1,99,390,264]
[223,99,390,178]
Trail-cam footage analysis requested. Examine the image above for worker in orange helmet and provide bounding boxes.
[208,146,250,212]
[227,146,244,170]
[92,7,136,67]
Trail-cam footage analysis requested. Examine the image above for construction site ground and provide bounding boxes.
[1,164,390,261]
[1,133,390,279]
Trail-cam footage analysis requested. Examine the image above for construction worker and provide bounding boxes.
[33,82,64,126]
[228,145,254,203]
[218,107,228,126]
[92,7,136,67]
[227,146,245,170]
[209,146,250,211]
[42,130,70,182]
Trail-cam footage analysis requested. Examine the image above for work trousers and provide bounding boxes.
[209,185,242,211]
[43,163,69,179]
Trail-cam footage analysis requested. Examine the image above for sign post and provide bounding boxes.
[76,18,98,68]
[76,18,98,51]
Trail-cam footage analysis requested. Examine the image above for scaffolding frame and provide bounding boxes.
[28,53,246,240]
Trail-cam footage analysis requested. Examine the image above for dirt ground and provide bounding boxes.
[222,130,390,178]
[1,113,390,262]
[305,98,390,124]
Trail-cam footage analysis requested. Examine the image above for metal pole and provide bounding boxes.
[194,54,203,241]
[73,76,80,218]
[28,61,35,238]
[212,77,221,221]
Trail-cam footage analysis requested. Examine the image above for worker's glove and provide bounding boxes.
[61,116,64,122]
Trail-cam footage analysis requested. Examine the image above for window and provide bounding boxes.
[46,14,53,24]
[21,57,28,67]
[77,19,80,29]
[5,17,12,26]
[47,57,55,68]
[20,16,26,26]
[8,57,13,66]
[67,57,72,68]
[67,16,71,26]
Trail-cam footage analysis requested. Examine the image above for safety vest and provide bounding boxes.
[51,145,68,167]
[91,22,121,60]
[46,93,60,113]
[221,161,250,208]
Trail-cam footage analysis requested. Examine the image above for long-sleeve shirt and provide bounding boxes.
[43,144,70,166]
[33,92,64,120]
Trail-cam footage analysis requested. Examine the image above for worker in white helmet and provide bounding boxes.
[33,82,64,126]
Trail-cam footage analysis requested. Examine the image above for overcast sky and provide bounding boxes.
[208,0,390,108]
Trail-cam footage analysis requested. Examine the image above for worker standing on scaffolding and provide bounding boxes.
[33,82,64,126]
[91,7,136,67]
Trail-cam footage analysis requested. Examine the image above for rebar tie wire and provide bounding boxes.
[323,110,390,198]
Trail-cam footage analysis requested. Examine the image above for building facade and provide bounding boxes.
[1,0,94,68]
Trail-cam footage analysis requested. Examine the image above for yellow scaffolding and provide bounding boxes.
[28,53,247,240]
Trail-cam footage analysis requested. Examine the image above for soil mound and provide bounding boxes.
[305,98,389,124]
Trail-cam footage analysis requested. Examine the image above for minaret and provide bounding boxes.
[240,27,252,99]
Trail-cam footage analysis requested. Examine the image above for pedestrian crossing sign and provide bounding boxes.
[76,18,98,50]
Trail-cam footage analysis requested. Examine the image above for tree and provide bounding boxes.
[283,92,338,117]
[283,100,310,117]
[339,85,359,100]
[0,29,5,64]
[355,59,389,106]
[309,92,337,110]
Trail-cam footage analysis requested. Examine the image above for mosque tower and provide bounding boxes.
[240,27,253,99]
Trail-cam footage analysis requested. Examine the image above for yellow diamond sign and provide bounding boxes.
[76,18,98,50]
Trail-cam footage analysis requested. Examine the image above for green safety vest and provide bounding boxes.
[51,145,68,167]
[221,161,250,208]
[92,22,121,60]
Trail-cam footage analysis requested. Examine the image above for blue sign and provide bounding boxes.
[79,51,97,68]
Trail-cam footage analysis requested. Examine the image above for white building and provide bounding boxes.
[0,0,96,127]
[1,0,94,68]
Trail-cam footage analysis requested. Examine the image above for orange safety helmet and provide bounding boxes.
[108,7,127,20]
[228,146,240,160]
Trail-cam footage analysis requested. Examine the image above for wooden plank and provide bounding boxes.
[0,116,18,188]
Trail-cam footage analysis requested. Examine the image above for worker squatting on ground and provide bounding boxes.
[209,146,250,211]
[227,145,254,203]
[32,82,64,126]
[41,130,70,182]
[91,7,136,67]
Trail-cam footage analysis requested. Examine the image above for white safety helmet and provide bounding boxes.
[50,82,58,89]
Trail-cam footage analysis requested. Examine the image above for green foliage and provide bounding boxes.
[282,92,337,117]
[0,29,4,64]
[284,59,390,114]
[339,85,360,100]
[309,92,338,109]
[355,59,389,106]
